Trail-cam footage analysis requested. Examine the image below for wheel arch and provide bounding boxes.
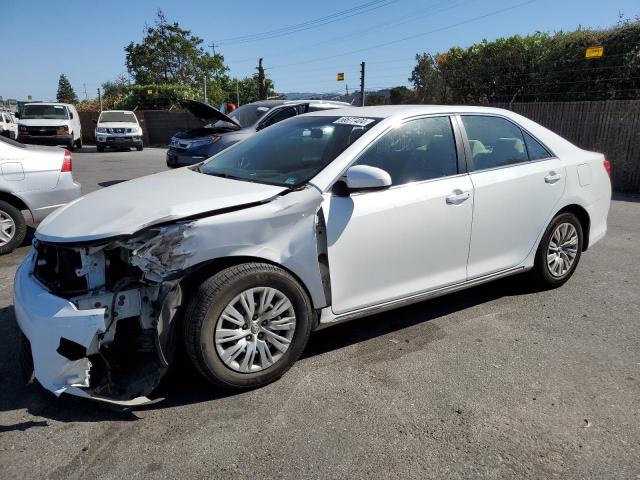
[179,255,321,321]
[0,191,32,220]
[555,203,591,251]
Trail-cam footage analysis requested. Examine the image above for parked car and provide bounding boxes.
[166,99,350,168]
[0,136,81,254]
[15,105,610,406]
[95,110,144,152]
[16,102,82,150]
[1,110,18,139]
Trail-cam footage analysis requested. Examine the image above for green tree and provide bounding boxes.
[125,10,226,86]
[389,86,415,104]
[56,74,78,103]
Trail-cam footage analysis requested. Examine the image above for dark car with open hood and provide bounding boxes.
[166,99,350,168]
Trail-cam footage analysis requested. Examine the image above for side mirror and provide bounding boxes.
[344,165,392,191]
[13,112,20,119]
[93,119,97,124]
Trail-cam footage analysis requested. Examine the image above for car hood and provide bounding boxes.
[18,119,70,126]
[180,100,241,128]
[97,122,139,129]
[35,168,288,243]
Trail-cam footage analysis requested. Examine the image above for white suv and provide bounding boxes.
[1,110,18,140]
[95,110,143,152]
[17,103,82,150]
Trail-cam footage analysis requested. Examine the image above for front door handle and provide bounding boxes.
[446,190,470,205]
[545,171,561,184]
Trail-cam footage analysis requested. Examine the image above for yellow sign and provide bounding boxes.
[147,89,153,95]
[585,46,604,59]
[337,73,345,81]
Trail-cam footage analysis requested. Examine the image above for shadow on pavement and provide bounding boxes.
[0,274,542,421]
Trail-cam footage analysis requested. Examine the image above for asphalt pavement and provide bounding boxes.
[0,146,638,479]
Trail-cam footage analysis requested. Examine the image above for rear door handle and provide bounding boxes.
[446,190,470,205]
[544,171,561,184]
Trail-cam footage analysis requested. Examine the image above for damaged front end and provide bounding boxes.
[15,223,196,406]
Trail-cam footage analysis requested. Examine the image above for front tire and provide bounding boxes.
[531,212,583,288]
[0,200,27,255]
[96,145,105,152]
[75,136,83,149]
[183,263,314,389]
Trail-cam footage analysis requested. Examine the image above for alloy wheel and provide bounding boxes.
[546,222,579,278]
[214,287,296,373]
[0,210,16,247]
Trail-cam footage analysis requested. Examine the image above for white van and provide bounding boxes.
[0,110,18,140]
[16,103,82,150]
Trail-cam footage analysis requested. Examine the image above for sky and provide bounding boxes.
[2,0,638,101]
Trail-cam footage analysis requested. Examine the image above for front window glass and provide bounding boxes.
[462,116,528,170]
[200,115,381,187]
[354,116,458,185]
[21,104,69,120]
[212,104,271,128]
[99,111,138,123]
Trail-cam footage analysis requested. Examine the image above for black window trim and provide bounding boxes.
[337,113,469,194]
[455,113,557,173]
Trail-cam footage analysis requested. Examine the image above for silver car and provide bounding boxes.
[0,136,81,254]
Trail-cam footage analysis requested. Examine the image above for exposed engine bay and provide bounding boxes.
[29,223,195,403]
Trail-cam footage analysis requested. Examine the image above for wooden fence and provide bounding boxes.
[492,101,640,193]
[80,100,640,192]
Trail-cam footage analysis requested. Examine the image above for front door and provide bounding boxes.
[324,116,474,315]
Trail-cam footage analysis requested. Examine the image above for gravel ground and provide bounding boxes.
[0,147,638,479]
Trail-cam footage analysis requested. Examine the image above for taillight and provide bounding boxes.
[61,150,72,172]
[603,159,611,177]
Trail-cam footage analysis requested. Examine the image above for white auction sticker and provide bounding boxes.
[333,116,375,126]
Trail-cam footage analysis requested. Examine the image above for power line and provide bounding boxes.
[268,0,538,70]
[219,0,401,46]
[228,0,476,64]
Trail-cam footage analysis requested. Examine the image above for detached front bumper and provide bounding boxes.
[14,252,159,407]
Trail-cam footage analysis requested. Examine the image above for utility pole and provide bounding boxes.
[360,62,366,107]
[236,78,240,106]
[97,88,103,111]
[83,83,88,100]
[346,84,349,97]
[208,42,218,57]
[204,74,208,103]
[257,58,267,100]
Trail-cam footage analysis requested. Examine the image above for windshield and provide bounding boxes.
[212,104,270,128]
[99,111,137,123]
[200,115,381,187]
[21,104,69,120]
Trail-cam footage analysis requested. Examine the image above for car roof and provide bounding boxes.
[99,110,136,113]
[303,104,513,119]
[24,102,73,107]
[248,99,351,108]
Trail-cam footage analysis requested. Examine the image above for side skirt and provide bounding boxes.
[315,265,529,330]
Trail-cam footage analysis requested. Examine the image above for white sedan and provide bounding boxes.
[15,105,611,406]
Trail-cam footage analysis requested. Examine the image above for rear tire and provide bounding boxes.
[531,212,583,288]
[0,200,27,255]
[136,144,143,151]
[183,263,314,390]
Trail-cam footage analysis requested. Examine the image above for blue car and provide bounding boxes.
[166,99,349,168]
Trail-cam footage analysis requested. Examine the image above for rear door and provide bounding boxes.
[460,115,565,278]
